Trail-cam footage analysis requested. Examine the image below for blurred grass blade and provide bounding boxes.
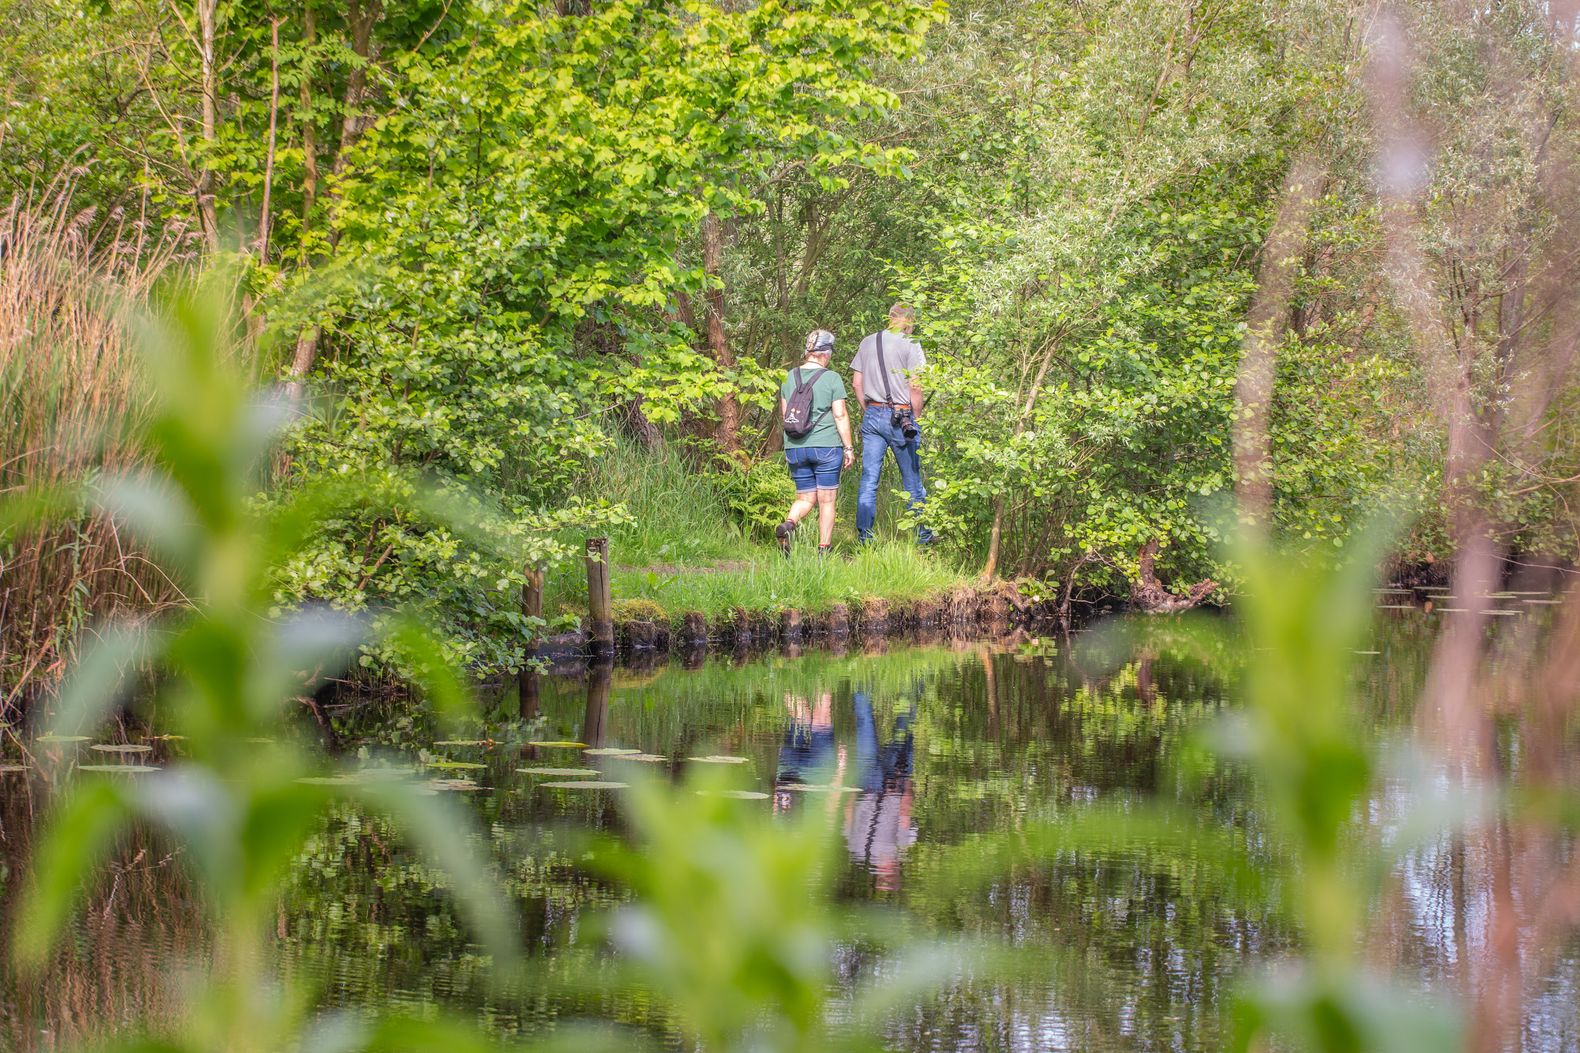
[13,780,130,969]
[48,622,160,740]
[355,780,520,968]
[379,614,472,726]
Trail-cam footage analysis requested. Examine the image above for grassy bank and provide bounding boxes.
[542,442,972,626]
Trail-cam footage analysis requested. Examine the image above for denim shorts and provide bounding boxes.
[785,446,844,492]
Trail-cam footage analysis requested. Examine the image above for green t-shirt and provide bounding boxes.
[779,366,848,449]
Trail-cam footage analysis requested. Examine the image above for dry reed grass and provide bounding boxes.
[0,186,194,711]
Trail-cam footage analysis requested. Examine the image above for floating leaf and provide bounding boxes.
[0,764,30,774]
[583,747,641,757]
[91,743,152,754]
[698,790,769,800]
[76,764,161,774]
[539,780,627,790]
[613,753,669,763]
[426,778,485,792]
[778,783,860,794]
[517,767,601,777]
[434,740,492,747]
[688,755,749,765]
[36,735,90,744]
[1481,610,1522,616]
[528,740,588,749]
[426,760,486,771]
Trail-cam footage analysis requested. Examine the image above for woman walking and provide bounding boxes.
[776,329,855,556]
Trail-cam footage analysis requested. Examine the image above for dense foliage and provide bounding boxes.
[5,0,1580,666]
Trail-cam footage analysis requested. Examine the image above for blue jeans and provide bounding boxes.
[857,411,932,542]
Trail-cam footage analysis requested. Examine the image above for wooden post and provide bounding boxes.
[585,537,614,657]
[518,564,544,717]
[583,659,612,748]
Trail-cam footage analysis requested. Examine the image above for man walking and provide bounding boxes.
[851,304,934,544]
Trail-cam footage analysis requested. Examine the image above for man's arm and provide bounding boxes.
[851,371,865,406]
[908,344,926,416]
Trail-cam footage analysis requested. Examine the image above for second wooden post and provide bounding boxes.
[585,537,615,657]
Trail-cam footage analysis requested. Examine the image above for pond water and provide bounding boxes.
[2,608,1577,1051]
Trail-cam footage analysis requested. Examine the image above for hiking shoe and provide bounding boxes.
[818,544,833,559]
[775,519,797,555]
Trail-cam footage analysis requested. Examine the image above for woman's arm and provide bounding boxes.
[831,399,854,468]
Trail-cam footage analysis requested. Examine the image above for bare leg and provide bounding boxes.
[816,489,838,547]
[787,493,816,524]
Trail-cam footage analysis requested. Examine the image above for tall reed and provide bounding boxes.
[0,186,192,707]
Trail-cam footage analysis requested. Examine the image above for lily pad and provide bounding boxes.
[1353,650,1381,655]
[296,775,362,786]
[612,753,670,763]
[92,743,152,754]
[517,767,602,777]
[426,759,487,771]
[36,734,90,743]
[77,764,160,773]
[699,790,769,800]
[583,747,641,757]
[426,778,485,792]
[0,764,31,774]
[1480,610,1523,616]
[778,783,861,795]
[1375,604,1417,610]
[1521,598,1563,605]
[539,780,628,790]
[528,740,587,749]
[688,755,749,765]
[434,739,492,747]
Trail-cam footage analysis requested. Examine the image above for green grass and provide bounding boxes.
[612,540,967,620]
[541,442,971,624]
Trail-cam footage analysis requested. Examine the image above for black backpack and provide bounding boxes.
[782,367,829,441]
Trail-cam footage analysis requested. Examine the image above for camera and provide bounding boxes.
[892,409,919,440]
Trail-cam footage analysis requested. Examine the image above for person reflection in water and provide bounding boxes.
[772,689,917,892]
[844,690,916,892]
[775,691,842,795]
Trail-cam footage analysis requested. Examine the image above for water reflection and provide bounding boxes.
[773,690,919,891]
[2,619,1577,1052]
[846,692,916,892]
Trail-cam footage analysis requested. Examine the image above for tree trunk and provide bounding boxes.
[1129,539,1216,613]
[298,5,319,265]
[1233,154,1325,528]
[701,214,741,454]
[256,17,283,263]
[286,0,381,390]
[980,331,1065,580]
[195,0,220,252]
